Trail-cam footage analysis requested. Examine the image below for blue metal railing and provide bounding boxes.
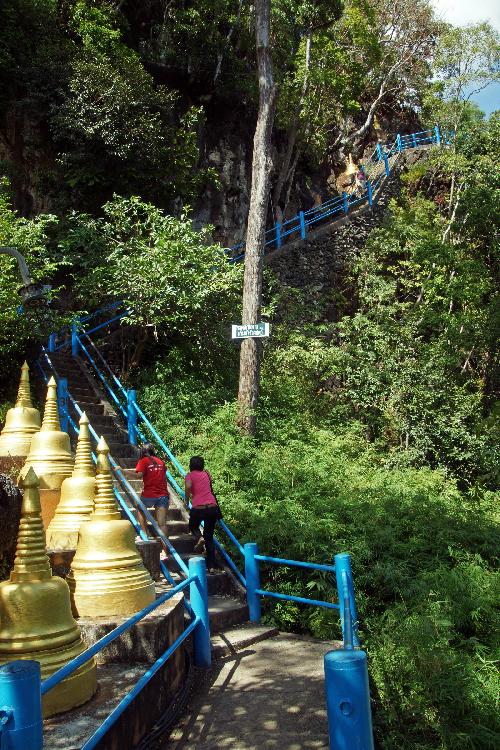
[37,312,373,750]
[1,559,211,750]
[228,125,451,261]
[45,307,360,635]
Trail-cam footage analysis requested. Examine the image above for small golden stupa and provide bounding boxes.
[0,467,97,717]
[346,153,358,176]
[0,362,41,457]
[46,413,96,550]
[21,377,73,489]
[68,437,155,618]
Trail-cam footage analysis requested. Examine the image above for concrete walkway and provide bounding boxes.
[165,633,333,750]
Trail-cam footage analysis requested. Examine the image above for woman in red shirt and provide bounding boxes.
[135,443,169,541]
[185,455,221,573]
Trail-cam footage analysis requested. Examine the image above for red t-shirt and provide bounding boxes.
[135,456,169,499]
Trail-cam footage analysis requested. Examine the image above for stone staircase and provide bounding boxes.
[45,350,249,634]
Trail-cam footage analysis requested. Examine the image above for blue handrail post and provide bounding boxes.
[71,323,80,358]
[366,181,373,207]
[127,389,137,446]
[396,133,402,152]
[57,378,69,433]
[299,211,307,240]
[189,556,211,667]
[342,192,349,214]
[324,647,375,750]
[412,133,417,148]
[434,124,441,146]
[334,553,360,647]
[376,143,382,161]
[0,661,43,750]
[383,152,390,177]
[244,542,261,623]
[275,222,282,249]
[48,333,57,352]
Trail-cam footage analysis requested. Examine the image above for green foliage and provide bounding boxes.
[50,1,205,206]
[63,195,243,369]
[0,177,67,366]
[135,0,254,95]
[276,0,379,159]
[0,0,207,211]
[136,392,499,750]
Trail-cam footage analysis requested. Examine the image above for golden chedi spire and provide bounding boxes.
[21,377,73,489]
[46,413,96,550]
[68,437,155,618]
[0,467,97,717]
[92,436,122,521]
[0,362,41,457]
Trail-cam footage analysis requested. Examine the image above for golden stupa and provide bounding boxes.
[21,377,74,489]
[0,362,41,457]
[46,413,96,550]
[346,153,358,176]
[0,467,97,717]
[68,437,155,618]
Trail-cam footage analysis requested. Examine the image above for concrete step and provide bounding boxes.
[70,399,102,410]
[107,442,137,458]
[97,432,129,448]
[207,595,249,633]
[56,370,84,381]
[164,546,226,573]
[125,507,184,523]
[89,415,121,428]
[70,387,96,398]
[168,533,197,554]
[118,477,143,491]
[166,520,189,535]
[116,457,138,469]
[125,508,189,535]
[170,570,232,597]
[210,624,279,658]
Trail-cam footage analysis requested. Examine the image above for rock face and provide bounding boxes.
[0,470,22,578]
[192,134,251,248]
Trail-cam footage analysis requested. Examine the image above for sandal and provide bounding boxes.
[193,537,205,552]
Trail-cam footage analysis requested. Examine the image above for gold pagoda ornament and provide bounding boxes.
[46,413,96,550]
[0,467,97,717]
[0,362,41,457]
[68,437,155,618]
[346,153,358,176]
[21,376,73,489]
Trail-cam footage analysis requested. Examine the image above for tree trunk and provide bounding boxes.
[237,0,277,435]
[272,31,311,222]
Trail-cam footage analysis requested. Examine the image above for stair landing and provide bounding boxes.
[163,632,336,750]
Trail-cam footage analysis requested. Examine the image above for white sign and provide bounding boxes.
[231,323,270,339]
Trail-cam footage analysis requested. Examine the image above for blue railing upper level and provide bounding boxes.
[228,125,451,261]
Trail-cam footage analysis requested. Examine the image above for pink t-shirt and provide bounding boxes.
[186,471,217,508]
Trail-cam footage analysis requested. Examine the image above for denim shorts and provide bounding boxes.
[142,495,169,509]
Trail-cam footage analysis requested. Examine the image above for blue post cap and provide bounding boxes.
[324,648,367,669]
[0,660,43,745]
[0,661,40,681]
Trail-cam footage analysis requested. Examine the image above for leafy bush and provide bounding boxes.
[149,401,498,750]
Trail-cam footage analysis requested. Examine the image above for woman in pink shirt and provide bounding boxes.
[185,456,221,572]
